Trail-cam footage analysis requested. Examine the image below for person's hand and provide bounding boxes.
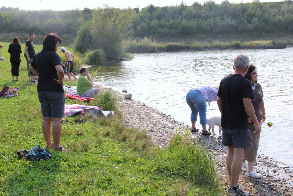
[56,79,63,85]
[261,114,266,122]
[248,118,252,123]
[253,121,261,135]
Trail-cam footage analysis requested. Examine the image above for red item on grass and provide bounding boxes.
[65,94,94,102]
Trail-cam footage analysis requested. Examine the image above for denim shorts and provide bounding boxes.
[222,128,249,148]
[38,91,64,118]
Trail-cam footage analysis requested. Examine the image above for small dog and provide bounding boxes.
[207,116,222,136]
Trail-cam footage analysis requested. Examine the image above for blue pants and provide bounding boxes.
[186,90,207,125]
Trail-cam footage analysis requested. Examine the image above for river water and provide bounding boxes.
[95,48,293,167]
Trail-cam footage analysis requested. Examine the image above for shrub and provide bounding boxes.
[85,49,105,66]
[154,135,218,187]
[95,91,116,111]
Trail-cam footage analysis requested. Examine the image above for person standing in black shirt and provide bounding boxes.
[24,33,36,82]
[217,55,260,195]
[32,33,65,151]
[8,38,22,81]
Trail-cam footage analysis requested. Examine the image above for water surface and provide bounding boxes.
[95,48,293,166]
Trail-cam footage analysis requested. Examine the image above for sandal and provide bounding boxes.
[54,146,66,152]
[191,128,199,133]
[201,130,211,136]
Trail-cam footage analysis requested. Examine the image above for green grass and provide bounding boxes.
[0,42,223,195]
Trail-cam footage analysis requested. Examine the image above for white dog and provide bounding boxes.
[207,116,222,136]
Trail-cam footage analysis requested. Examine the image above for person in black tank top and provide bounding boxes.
[32,33,65,152]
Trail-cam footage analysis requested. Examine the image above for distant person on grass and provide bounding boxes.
[77,67,99,98]
[186,87,218,135]
[8,38,22,81]
[24,33,37,82]
[217,55,260,195]
[31,33,65,151]
[60,47,76,81]
[243,65,266,179]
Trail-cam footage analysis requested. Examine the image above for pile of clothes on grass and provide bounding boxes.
[0,86,19,98]
[17,145,52,161]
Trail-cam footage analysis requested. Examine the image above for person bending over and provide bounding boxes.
[186,86,218,135]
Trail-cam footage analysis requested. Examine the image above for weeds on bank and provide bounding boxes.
[124,38,285,53]
[0,42,223,195]
[94,91,117,111]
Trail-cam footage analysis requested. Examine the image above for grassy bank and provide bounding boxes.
[124,38,287,53]
[0,42,222,195]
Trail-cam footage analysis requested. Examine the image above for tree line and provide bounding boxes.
[1,1,293,42]
[133,1,293,38]
[1,1,293,63]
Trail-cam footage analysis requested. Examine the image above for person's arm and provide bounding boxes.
[8,45,11,53]
[243,98,260,134]
[260,100,266,122]
[86,71,93,83]
[30,59,38,75]
[259,85,266,122]
[55,64,64,85]
[217,97,223,113]
[17,45,22,54]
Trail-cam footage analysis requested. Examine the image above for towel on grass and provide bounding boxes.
[64,104,114,118]
[65,104,101,117]
[64,85,94,102]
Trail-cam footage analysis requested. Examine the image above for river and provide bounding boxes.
[94,48,293,167]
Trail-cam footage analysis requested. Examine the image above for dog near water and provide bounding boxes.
[207,116,222,136]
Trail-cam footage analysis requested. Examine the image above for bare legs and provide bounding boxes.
[247,161,254,173]
[191,121,196,129]
[52,119,62,148]
[42,117,62,149]
[227,146,245,187]
[12,76,18,81]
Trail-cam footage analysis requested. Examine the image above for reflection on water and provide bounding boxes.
[95,48,293,167]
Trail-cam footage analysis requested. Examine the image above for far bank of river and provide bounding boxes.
[124,39,287,53]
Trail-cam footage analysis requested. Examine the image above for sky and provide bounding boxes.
[0,0,283,11]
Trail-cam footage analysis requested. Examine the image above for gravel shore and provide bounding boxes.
[118,94,293,196]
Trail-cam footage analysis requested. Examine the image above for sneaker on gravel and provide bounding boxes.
[246,170,261,179]
[228,185,249,196]
[201,130,211,136]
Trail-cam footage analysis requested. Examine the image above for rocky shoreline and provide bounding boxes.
[117,93,293,196]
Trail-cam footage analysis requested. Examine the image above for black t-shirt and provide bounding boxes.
[25,40,35,58]
[8,43,22,61]
[218,74,253,129]
[32,50,63,92]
